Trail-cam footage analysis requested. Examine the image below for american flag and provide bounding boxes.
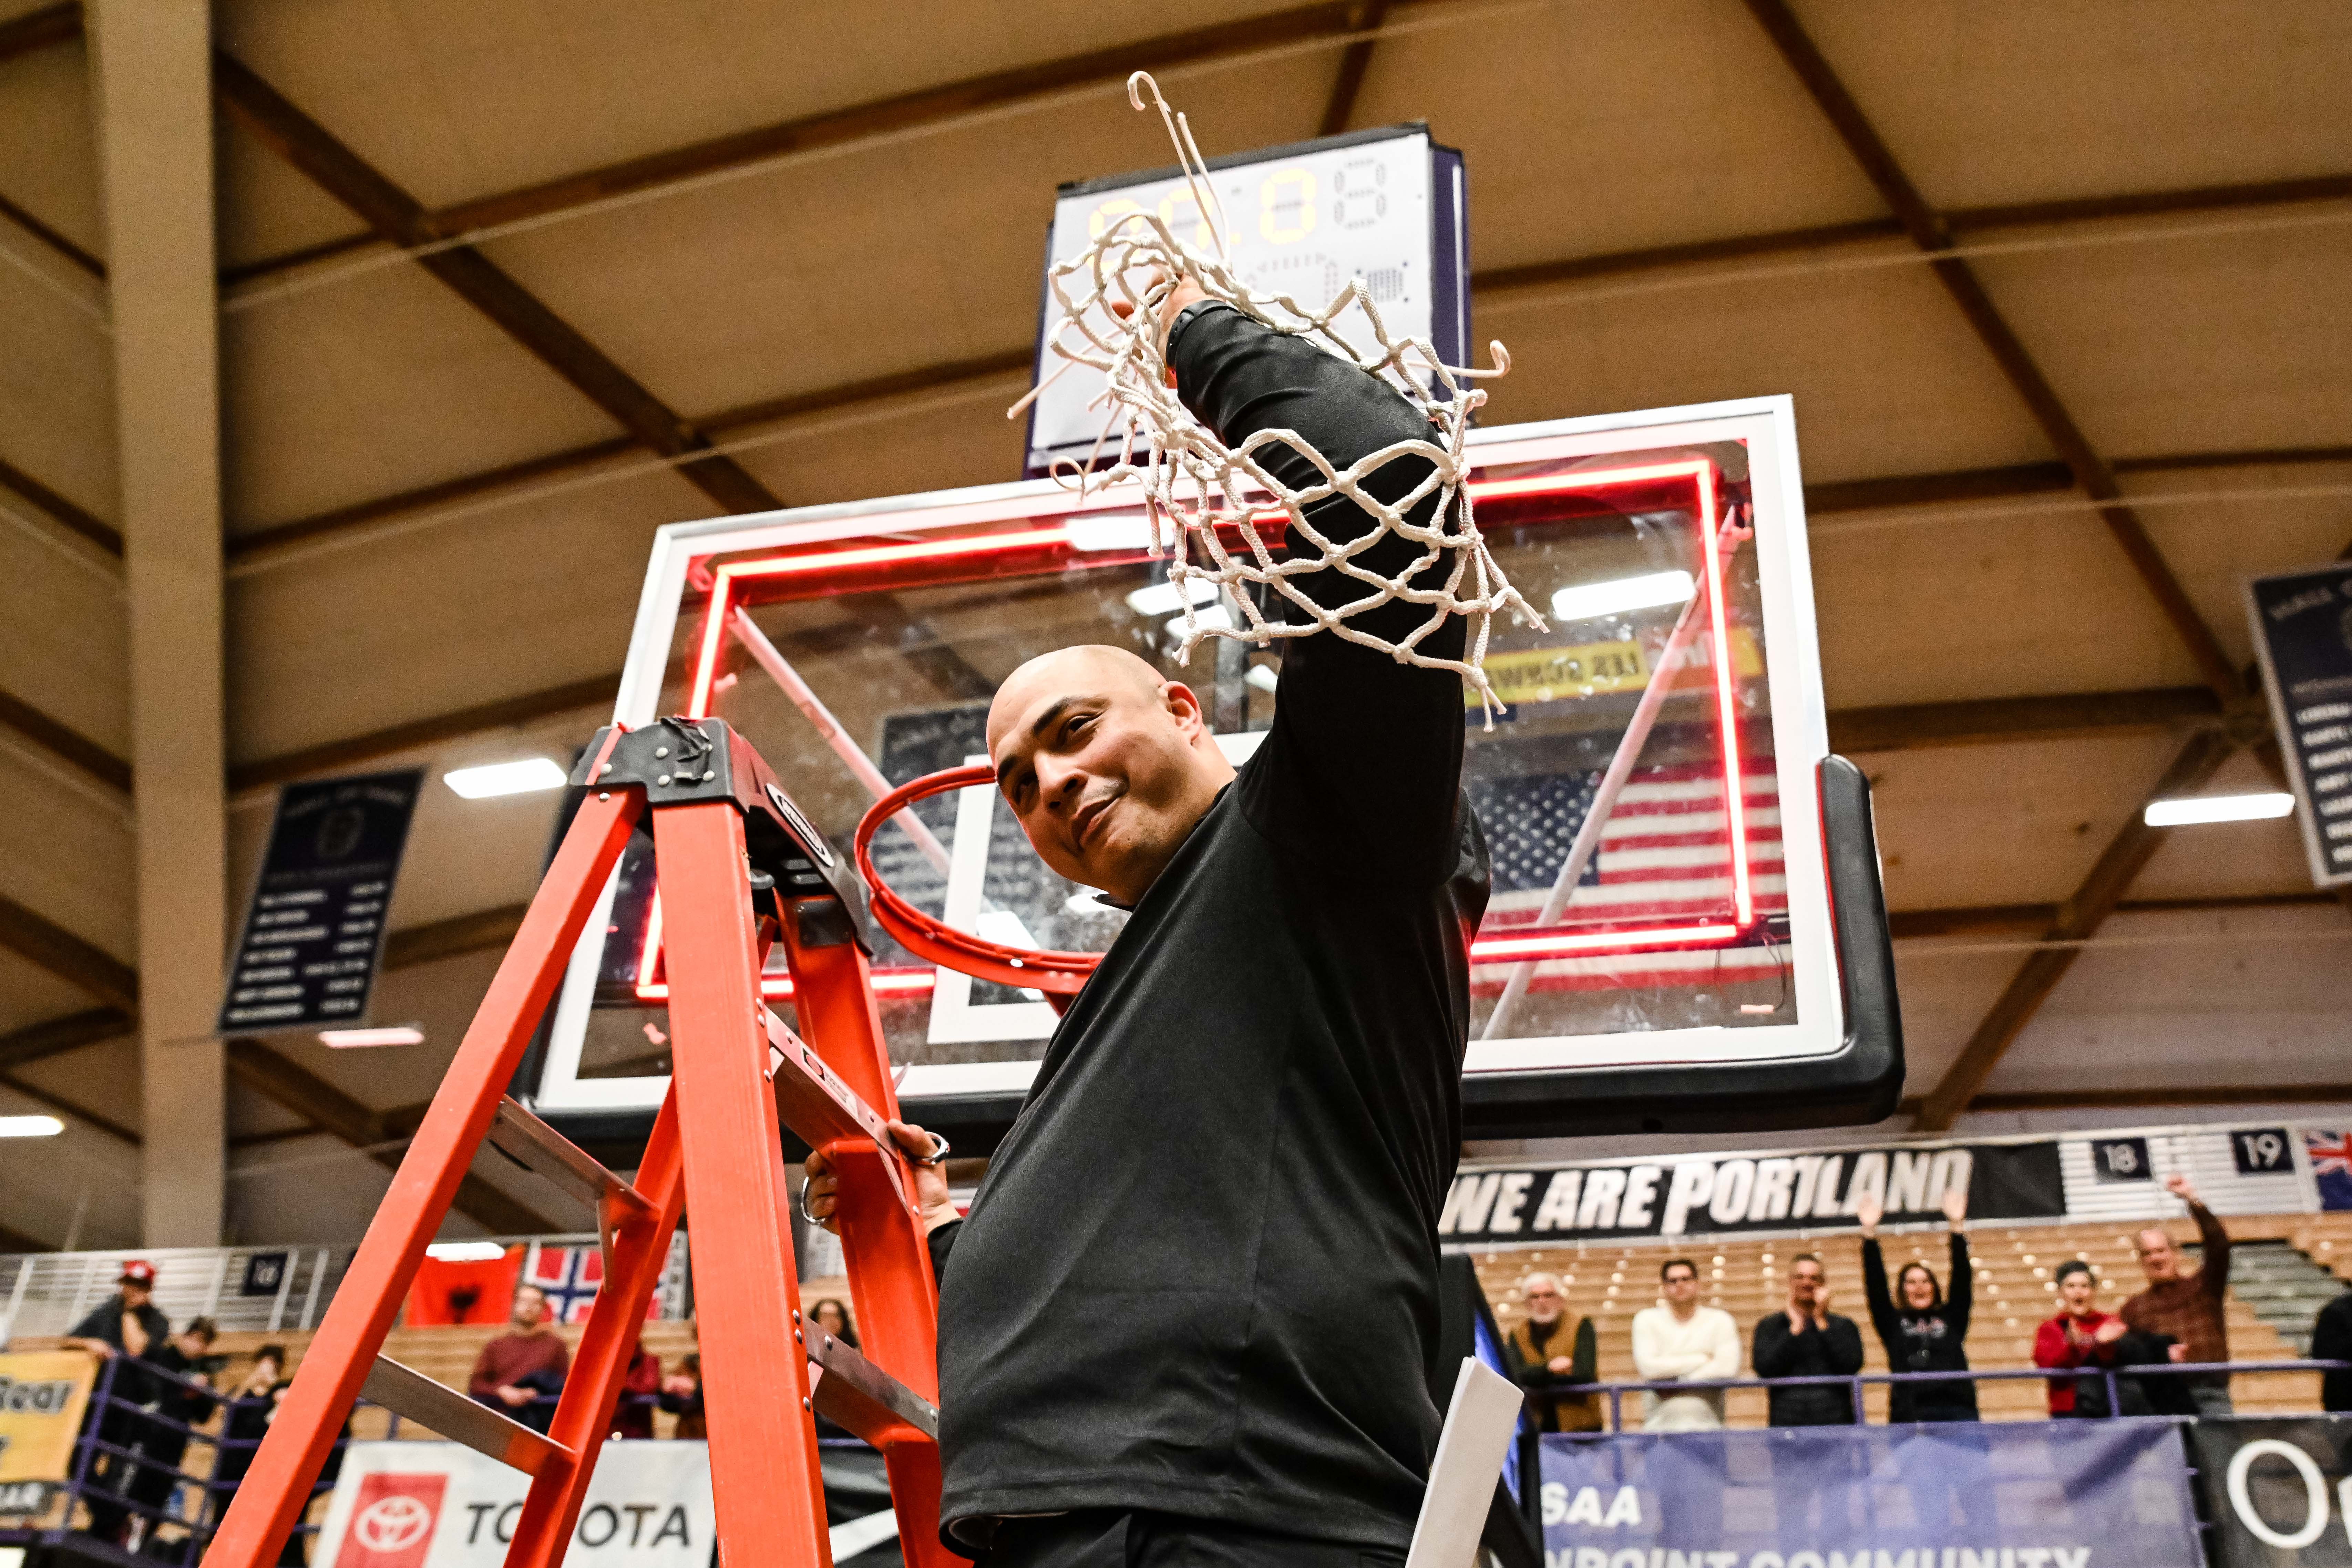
[2307,1130,2352,1211]
[523,1244,607,1324]
[1469,759,1786,992]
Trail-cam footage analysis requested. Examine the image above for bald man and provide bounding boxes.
[809,283,1489,1567]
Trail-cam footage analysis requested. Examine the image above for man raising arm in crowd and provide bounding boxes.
[2119,1172,2234,1417]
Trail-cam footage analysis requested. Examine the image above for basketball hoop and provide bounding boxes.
[854,766,1101,1002]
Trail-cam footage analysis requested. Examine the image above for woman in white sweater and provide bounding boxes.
[1631,1257,1742,1431]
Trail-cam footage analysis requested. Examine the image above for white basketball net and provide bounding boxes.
[1009,73,1545,722]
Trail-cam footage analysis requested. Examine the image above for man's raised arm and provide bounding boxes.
[1165,302,1472,879]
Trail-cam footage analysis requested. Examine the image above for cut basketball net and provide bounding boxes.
[1008,72,1544,722]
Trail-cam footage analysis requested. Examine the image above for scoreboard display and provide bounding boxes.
[1025,124,1469,474]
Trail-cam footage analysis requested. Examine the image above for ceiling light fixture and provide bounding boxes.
[2143,792,2295,827]
[424,1241,510,1263]
[444,758,568,799]
[1127,578,1221,616]
[0,1115,64,1138]
[1550,569,1695,624]
[319,1026,425,1048]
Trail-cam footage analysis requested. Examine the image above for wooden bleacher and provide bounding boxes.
[1472,1213,2340,1427]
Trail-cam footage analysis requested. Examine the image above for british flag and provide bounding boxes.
[523,1245,606,1324]
[2307,1130,2352,1211]
[1469,759,1786,993]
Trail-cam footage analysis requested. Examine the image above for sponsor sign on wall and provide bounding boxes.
[1538,1422,2202,1567]
[315,1442,712,1568]
[1440,1141,2062,1245]
[0,1350,97,1521]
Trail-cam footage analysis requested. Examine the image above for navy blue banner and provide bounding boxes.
[1538,1422,2199,1567]
[2248,564,2352,889]
[218,769,423,1034]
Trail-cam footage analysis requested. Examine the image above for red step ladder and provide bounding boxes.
[206,718,961,1568]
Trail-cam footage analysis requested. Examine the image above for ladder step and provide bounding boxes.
[361,1354,573,1476]
[486,1096,652,1216]
[808,1327,939,1445]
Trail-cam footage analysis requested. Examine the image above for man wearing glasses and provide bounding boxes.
[1503,1273,1600,1433]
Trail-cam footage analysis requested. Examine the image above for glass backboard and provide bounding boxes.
[530,396,1900,1140]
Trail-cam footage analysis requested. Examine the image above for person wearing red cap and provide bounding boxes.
[65,1261,172,1541]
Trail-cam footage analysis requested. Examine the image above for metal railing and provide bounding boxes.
[1547,1357,2351,1432]
[3,1353,707,1566]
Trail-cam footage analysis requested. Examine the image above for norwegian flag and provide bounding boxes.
[522,1245,606,1324]
[1469,759,1787,992]
[2307,1130,2352,1211]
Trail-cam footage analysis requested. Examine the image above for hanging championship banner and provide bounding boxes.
[218,769,424,1034]
[1440,1139,2062,1245]
[2248,563,2352,889]
[1538,1422,2201,1567]
[2189,1417,2352,1567]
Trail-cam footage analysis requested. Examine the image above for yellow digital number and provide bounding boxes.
[1159,191,1216,252]
[1088,198,1145,242]
[1259,169,1316,244]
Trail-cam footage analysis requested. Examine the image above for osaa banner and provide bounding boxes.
[1537,1421,2199,1567]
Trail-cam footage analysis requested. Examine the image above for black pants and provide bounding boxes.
[979,1511,1406,1568]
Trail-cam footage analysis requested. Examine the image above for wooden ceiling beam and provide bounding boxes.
[0,892,137,1012]
[1827,685,2218,753]
[209,52,778,517]
[0,1069,139,1144]
[382,903,528,972]
[1317,0,1388,136]
[224,1038,557,1233]
[1737,0,2248,707]
[0,1,78,64]
[0,188,104,279]
[214,52,996,702]
[216,0,1424,286]
[0,1007,134,1071]
[1887,890,2338,941]
[1913,727,2240,1131]
[0,452,122,555]
[0,685,132,795]
[228,671,620,796]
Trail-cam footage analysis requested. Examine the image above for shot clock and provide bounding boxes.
[1024,123,1469,475]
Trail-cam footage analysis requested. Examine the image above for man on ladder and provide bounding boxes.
[807,279,1494,1567]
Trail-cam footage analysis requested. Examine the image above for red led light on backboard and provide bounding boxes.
[645,461,1755,977]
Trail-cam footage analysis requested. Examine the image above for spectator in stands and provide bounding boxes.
[2311,1284,2351,1414]
[659,1352,705,1440]
[1752,1252,1865,1426]
[467,1283,569,1434]
[127,1318,219,1537]
[2118,1172,2234,1416]
[64,1259,170,1541]
[1856,1186,1978,1422]
[810,1298,858,1350]
[209,1345,288,1513]
[611,1344,661,1441]
[1502,1273,1600,1432]
[1630,1258,1739,1431]
[2030,1259,2187,1417]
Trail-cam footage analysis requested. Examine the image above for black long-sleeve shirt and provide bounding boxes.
[1751,1310,1866,1426]
[929,305,1488,1552]
[1860,1232,1977,1421]
[2313,1291,2352,1414]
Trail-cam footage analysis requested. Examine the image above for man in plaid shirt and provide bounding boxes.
[2119,1172,2234,1416]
